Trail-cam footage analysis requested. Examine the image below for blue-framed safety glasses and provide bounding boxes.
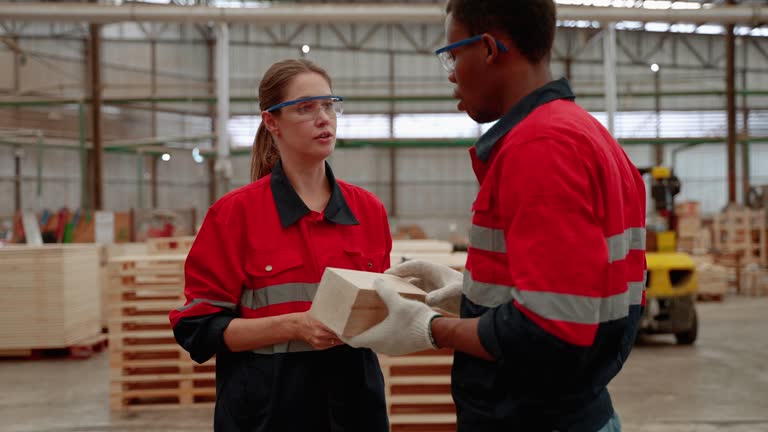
[435,35,508,73]
[265,95,344,121]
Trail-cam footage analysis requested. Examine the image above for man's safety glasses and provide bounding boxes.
[265,95,344,121]
[435,35,508,73]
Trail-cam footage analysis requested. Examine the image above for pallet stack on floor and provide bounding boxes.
[675,201,711,255]
[713,206,768,297]
[0,244,104,357]
[391,239,468,272]
[107,254,215,411]
[380,348,456,432]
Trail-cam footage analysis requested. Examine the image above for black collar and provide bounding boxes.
[270,159,360,228]
[474,77,576,162]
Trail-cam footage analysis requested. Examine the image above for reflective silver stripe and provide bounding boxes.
[175,298,236,312]
[629,281,644,306]
[470,225,507,253]
[463,271,632,324]
[607,227,646,263]
[240,283,318,310]
[251,340,316,355]
[462,269,513,306]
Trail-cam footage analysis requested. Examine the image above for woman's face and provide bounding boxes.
[265,72,338,164]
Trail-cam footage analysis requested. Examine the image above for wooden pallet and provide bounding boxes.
[0,333,107,359]
[380,349,456,432]
[107,255,215,411]
[713,207,767,267]
[146,236,195,255]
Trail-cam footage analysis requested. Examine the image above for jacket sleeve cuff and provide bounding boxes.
[173,314,235,364]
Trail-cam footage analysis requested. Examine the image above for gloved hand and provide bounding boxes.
[386,259,463,315]
[342,279,441,356]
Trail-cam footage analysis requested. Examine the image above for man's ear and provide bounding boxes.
[482,33,501,64]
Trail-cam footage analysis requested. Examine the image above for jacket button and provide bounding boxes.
[265,265,273,272]
[367,262,373,268]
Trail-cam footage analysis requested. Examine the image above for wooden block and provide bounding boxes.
[310,268,426,338]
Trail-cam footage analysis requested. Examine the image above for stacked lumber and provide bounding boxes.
[391,239,467,271]
[675,201,711,254]
[713,207,767,267]
[0,244,102,351]
[741,265,768,297]
[146,236,196,255]
[107,254,215,411]
[691,255,730,301]
[380,349,456,432]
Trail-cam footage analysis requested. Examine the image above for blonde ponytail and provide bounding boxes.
[251,123,280,181]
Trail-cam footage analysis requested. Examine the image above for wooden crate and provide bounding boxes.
[713,207,767,267]
[0,244,102,350]
[146,236,195,255]
[107,254,215,411]
[379,349,456,432]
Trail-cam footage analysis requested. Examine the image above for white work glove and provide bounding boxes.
[342,279,441,356]
[386,259,463,315]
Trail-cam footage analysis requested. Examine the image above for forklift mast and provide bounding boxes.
[638,166,681,231]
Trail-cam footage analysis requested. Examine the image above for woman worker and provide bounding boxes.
[169,58,392,432]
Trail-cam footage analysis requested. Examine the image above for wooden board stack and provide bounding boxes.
[0,244,102,352]
[390,239,467,272]
[379,349,456,432]
[691,255,730,300]
[107,254,215,411]
[675,201,712,255]
[146,236,196,255]
[713,207,767,267]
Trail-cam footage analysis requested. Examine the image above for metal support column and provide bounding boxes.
[206,36,217,205]
[150,38,159,208]
[602,23,617,136]
[14,147,22,213]
[214,23,231,197]
[89,23,104,210]
[654,69,663,165]
[740,41,750,205]
[725,0,737,205]
[388,50,397,218]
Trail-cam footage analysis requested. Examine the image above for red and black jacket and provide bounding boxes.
[170,160,391,432]
[455,78,647,432]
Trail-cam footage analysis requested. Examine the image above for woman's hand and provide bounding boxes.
[293,312,341,350]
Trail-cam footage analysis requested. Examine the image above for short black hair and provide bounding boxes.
[446,0,556,64]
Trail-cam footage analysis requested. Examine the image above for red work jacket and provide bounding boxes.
[169,159,391,432]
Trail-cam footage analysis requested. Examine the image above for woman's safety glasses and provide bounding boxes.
[265,95,344,122]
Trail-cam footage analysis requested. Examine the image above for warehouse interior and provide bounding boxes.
[1,0,767,431]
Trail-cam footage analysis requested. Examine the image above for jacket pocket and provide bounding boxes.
[245,249,304,279]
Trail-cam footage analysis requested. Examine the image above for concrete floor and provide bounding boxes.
[1,297,767,432]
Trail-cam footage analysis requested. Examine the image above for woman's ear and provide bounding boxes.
[261,111,279,135]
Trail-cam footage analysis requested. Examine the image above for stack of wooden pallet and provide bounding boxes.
[713,206,767,267]
[0,245,102,354]
[391,239,468,271]
[675,201,711,254]
[379,348,456,432]
[146,236,196,255]
[691,255,730,300]
[107,254,215,411]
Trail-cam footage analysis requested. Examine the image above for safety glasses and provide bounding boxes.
[435,35,508,73]
[265,95,344,121]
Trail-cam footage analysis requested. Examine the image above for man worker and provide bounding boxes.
[343,1,647,431]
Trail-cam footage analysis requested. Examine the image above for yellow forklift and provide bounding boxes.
[639,167,698,345]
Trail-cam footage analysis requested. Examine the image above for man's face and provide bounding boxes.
[444,14,501,124]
